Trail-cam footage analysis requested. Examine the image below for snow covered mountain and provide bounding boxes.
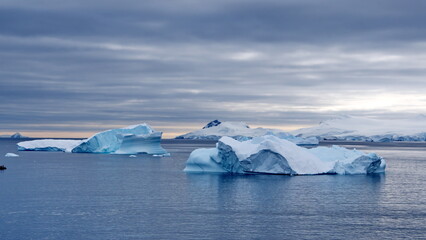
[176,120,319,145]
[292,115,426,142]
[0,132,28,138]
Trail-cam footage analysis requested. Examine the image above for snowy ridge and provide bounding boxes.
[184,135,385,175]
[292,115,426,142]
[176,120,319,145]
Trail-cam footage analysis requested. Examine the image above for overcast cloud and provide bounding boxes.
[2,0,426,137]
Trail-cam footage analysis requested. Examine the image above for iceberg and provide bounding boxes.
[176,120,318,145]
[17,139,82,152]
[292,115,426,142]
[5,153,19,157]
[17,124,168,155]
[184,135,385,175]
[185,148,227,173]
[71,124,167,154]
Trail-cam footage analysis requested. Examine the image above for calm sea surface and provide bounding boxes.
[0,139,425,240]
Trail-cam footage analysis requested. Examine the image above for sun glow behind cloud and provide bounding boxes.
[318,93,426,112]
[228,51,262,61]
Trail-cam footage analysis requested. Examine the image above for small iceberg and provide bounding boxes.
[5,153,19,157]
[184,135,385,175]
[153,153,171,157]
[17,124,168,155]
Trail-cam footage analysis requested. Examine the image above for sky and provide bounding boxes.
[2,0,426,138]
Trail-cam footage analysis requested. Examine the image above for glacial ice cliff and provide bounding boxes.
[17,124,168,155]
[176,120,319,145]
[184,135,385,175]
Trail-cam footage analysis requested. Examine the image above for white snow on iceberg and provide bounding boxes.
[17,124,168,155]
[292,115,426,142]
[5,153,19,157]
[18,139,82,152]
[184,135,385,175]
[176,120,318,145]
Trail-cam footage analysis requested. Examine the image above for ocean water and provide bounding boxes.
[0,139,425,240]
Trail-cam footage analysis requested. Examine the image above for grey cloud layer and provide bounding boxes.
[1,0,426,134]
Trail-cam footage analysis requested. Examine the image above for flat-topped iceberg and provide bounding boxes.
[176,120,318,145]
[292,115,426,142]
[18,139,82,152]
[17,124,168,155]
[5,153,19,157]
[184,135,385,175]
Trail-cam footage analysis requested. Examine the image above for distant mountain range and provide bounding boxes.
[0,132,28,138]
[5,115,426,143]
[291,115,426,142]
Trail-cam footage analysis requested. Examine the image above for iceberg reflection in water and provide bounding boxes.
[0,139,425,239]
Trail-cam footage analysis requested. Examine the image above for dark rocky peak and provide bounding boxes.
[203,120,222,129]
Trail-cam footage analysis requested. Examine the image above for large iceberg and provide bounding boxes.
[184,135,385,175]
[71,124,167,154]
[176,120,319,145]
[292,115,426,142]
[17,124,168,155]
